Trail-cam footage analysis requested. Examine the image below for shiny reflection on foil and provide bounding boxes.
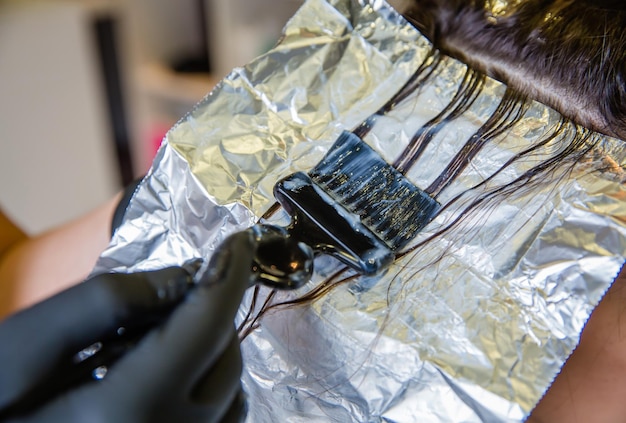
[95,0,626,421]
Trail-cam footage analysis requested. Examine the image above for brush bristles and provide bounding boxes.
[310,131,440,250]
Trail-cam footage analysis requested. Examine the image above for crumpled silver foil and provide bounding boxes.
[95,0,626,421]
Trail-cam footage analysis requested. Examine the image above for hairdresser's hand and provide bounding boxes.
[0,232,254,423]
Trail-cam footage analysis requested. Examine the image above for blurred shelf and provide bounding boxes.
[136,61,219,107]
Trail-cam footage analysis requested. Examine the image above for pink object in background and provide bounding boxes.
[147,123,172,161]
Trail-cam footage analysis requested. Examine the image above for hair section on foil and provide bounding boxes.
[238,54,605,341]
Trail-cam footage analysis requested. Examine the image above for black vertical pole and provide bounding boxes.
[93,15,135,187]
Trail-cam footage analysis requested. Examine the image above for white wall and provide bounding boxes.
[0,2,119,234]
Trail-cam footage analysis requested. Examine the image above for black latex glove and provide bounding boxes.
[0,232,254,423]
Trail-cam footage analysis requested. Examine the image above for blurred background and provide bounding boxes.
[0,0,303,233]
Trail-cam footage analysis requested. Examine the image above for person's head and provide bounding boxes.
[240,1,622,335]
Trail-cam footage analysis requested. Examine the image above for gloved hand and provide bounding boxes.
[0,231,254,423]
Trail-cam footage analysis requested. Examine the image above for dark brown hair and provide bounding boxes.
[402,0,626,140]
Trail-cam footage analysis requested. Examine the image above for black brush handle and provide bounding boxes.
[272,172,394,276]
[248,224,314,289]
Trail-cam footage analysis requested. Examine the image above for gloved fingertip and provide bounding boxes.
[219,389,248,423]
[203,230,256,288]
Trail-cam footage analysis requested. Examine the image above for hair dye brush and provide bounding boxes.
[247,130,441,290]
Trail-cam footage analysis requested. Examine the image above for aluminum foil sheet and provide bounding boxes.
[95,0,626,421]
